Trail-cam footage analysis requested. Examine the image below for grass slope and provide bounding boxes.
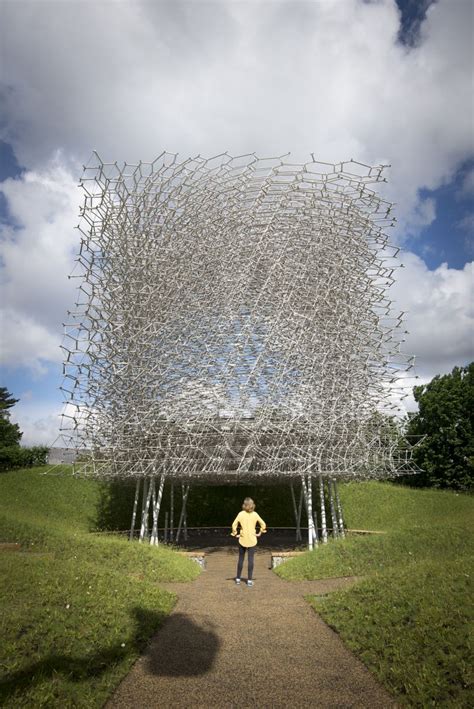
[276,482,473,707]
[0,467,200,708]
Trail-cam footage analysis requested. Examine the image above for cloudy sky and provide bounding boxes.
[0,0,473,445]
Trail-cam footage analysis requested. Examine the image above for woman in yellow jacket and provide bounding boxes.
[231,497,267,586]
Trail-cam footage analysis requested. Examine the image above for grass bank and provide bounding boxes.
[0,466,200,708]
[275,482,473,706]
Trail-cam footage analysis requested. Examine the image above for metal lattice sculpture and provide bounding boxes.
[60,152,422,547]
[61,152,418,493]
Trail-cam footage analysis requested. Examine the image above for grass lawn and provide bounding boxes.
[0,466,200,708]
[275,482,473,707]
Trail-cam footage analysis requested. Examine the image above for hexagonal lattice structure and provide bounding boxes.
[60,152,419,485]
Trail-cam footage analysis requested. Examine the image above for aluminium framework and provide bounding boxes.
[60,152,420,486]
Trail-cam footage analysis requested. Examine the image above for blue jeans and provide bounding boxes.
[237,544,255,580]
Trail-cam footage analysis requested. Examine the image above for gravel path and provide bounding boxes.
[107,547,395,708]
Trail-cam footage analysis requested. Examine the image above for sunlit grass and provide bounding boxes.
[276,482,473,707]
[0,467,200,708]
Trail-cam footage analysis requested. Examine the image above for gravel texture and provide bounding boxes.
[106,547,396,708]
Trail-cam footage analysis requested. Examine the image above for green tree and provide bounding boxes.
[0,386,19,415]
[0,387,22,447]
[407,363,474,491]
[0,388,48,471]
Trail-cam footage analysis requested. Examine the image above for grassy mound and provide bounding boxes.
[276,482,473,706]
[0,466,200,708]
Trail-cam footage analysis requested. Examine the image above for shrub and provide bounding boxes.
[0,445,49,472]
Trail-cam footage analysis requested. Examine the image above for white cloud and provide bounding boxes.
[10,399,90,447]
[0,157,79,372]
[457,214,474,233]
[11,400,63,447]
[0,0,472,233]
[0,309,61,375]
[385,252,473,416]
[405,197,437,236]
[460,168,474,196]
[390,252,474,380]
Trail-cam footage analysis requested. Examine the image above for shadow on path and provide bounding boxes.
[145,612,220,677]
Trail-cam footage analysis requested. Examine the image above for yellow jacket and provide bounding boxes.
[231,510,267,547]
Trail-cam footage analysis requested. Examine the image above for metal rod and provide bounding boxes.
[150,474,165,545]
[319,475,328,544]
[175,483,190,544]
[328,477,339,538]
[334,480,346,538]
[170,482,174,542]
[129,478,140,541]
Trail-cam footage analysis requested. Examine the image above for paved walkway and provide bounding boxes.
[107,548,395,709]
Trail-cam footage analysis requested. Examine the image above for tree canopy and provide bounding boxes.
[0,387,22,447]
[407,363,474,491]
[0,387,19,416]
[0,387,49,471]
